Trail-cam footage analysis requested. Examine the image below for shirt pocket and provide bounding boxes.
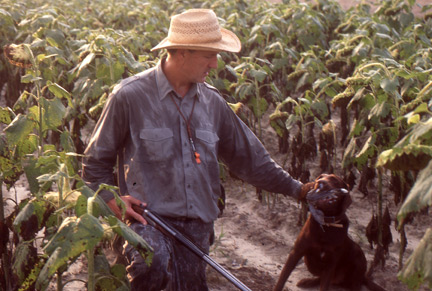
[139,128,174,163]
[195,129,219,164]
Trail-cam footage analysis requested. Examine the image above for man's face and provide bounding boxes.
[182,50,219,83]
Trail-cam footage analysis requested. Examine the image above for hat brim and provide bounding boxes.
[151,28,241,53]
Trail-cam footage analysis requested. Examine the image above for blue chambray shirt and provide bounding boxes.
[82,59,302,223]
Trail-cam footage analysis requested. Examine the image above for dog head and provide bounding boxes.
[306,174,351,225]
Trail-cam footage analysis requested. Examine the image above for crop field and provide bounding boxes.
[1,0,432,290]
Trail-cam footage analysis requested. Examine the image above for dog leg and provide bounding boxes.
[273,225,310,291]
[273,250,304,291]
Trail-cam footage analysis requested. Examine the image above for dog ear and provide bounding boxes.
[341,192,352,213]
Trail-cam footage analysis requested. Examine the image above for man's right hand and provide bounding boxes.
[299,182,315,202]
[107,195,148,225]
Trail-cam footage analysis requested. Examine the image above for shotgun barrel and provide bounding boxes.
[132,205,252,291]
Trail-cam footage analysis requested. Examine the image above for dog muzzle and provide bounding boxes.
[306,188,350,227]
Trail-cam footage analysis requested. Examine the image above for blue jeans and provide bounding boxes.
[125,217,214,291]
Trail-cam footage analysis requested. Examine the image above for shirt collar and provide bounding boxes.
[156,58,200,101]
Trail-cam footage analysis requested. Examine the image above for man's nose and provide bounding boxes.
[209,55,218,69]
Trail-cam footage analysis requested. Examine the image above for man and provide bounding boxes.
[82,8,309,291]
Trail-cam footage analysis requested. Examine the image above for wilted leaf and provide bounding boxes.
[342,138,358,169]
[13,198,56,240]
[12,241,38,283]
[397,159,432,221]
[355,134,376,167]
[398,228,432,290]
[77,52,95,75]
[377,144,432,171]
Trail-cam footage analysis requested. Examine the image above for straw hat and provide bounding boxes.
[151,9,241,53]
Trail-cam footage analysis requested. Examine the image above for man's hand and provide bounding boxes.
[299,182,315,202]
[107,195,148,225]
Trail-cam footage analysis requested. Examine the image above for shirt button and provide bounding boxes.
[187,184,191,188]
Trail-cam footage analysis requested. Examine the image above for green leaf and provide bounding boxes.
[47,81,73,107]
[18,134,38,156]
[398,228,432,290]
[45,29,66,47]
[40,97,66,130]
[75,194,88,217]
[247,96,268,119]
[36,214,104,289]
[407,114,420,125]
[249,69,267,82]
[0,107,12,124]
[380,77,399,93]
[108,216,153,266]
[79,185,115,217]
[368,102,391,121]
[113,60,125,81]
[4,114,35,147]
[311,100,329,120]
[21,74,43,83]
[414,103,430,114]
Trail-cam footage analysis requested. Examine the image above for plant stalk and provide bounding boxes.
[87,248,96,291]
[56,270,63,291]
[377,167,383,248]
[0,179,12,291]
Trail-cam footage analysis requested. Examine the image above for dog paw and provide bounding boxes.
[296,277,320,288]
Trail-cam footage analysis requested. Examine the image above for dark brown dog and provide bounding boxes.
[274,174,385,291]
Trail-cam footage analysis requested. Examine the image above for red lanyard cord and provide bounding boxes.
[169,94,201,164]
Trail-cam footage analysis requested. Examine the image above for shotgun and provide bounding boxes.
[132,204,252,291]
